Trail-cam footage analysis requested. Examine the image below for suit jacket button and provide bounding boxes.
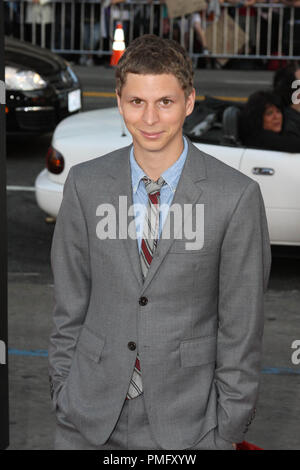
[128,342,136,351]
[139,296,148,306]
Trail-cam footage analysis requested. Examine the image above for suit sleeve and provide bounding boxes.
[215,180,272,443]
[48,166,91,411]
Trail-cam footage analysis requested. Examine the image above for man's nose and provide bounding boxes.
[142,104,159,125]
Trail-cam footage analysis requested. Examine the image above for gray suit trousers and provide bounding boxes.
[54,393,233,450]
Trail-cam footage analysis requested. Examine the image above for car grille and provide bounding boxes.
[16,108,56,131]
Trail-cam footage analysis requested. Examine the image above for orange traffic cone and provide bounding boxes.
[110,23,125,66]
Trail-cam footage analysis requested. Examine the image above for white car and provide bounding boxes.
[35,106,300,246]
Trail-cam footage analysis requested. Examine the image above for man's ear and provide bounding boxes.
[185,88,196,117]
[116,89,123,115]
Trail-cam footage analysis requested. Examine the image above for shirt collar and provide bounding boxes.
[130,136,188,194]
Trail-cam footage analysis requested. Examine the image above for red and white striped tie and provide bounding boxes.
[126,176,165,400]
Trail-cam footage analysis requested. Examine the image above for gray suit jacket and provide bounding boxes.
[48,137,272,450]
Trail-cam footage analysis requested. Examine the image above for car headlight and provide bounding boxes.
[5,66,47,91]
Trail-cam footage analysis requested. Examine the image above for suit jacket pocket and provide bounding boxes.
[76,325,105,363]
[180,335,216,368]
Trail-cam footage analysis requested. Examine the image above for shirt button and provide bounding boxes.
[139,296,148,306]
[128,342,136,351]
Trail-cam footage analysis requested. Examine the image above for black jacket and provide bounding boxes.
[243,129,300,153]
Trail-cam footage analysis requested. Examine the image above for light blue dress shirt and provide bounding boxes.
[130,136,188,252]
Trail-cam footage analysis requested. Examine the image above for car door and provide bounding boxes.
[240,148,300,245]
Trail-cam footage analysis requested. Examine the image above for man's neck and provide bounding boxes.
[133,136,184,181]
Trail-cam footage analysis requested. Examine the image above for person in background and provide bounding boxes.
[239,90,300,152]
[79,1,102,66]
[255,0,281,56]
[134,0,163,37]
[25,0,53,49]
[281,0,300,56]
[186,11,210,56]
[4,1,20,38]
[147,1,211,52]
[109,0,131,43]
[227,0,258,54]
[273,63,300,137]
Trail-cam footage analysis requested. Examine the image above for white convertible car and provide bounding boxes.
[35,101,300,246]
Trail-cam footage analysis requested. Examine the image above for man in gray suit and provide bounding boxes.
[49,35,272,450]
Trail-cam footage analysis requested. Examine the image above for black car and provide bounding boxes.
[5,37,82,134]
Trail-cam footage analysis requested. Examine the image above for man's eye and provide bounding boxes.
[161,99,172,106]
[131,99,142,105]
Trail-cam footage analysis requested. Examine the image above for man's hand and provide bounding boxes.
[232,443,237,450]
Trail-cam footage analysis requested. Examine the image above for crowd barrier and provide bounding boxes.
[4,0,300,61]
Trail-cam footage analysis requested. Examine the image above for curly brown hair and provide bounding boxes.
[239,90,284,141]
[115,34,194,99]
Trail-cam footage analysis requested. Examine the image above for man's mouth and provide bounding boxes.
[140,130,164,139]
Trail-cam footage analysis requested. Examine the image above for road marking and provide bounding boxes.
[262,367,300,375]
[84,91,116,98]
[83,91,247,102]
[8,349,48,357]
[208,96,247,102]
[7,185,35,192]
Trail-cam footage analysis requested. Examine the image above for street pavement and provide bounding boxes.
[6,65,300,450]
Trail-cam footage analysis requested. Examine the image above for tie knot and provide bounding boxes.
[142,176,165,196]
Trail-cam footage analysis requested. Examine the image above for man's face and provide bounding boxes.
[263,105,283,133]
[116,73,195,156]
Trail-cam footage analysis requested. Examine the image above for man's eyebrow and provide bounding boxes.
[158,95,176,100]
[126,95,176,100]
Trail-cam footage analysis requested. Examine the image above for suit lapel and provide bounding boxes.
[109,145,144,287]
